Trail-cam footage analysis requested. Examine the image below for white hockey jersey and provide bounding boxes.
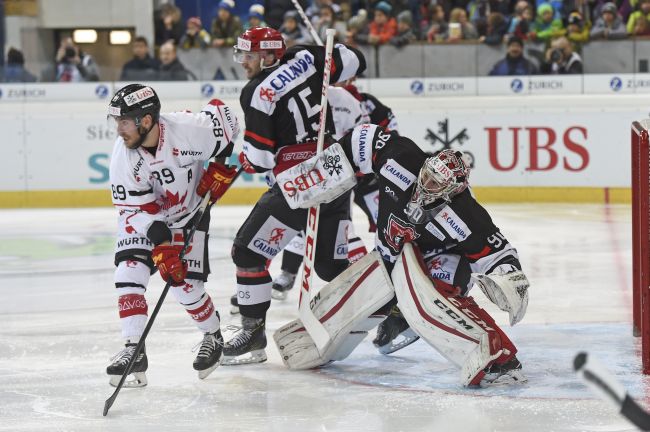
[109,110,233,237]
[328,86,370,139]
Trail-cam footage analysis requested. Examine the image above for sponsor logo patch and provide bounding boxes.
[425,222,445,241]
[383,214,420,253]
[124,87,155,106]
[248,216,298,259]
[237,37,251,51]
[434,206,471,241]
[380,159,416,191]
[260,40,283,49]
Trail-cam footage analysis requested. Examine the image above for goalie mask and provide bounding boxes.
[405,150,469,223]
[233,27,286,69]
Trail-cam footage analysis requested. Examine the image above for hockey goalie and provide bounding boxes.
[274,124,530,387]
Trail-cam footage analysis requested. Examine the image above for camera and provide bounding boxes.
[550,48,563,63]
[64,47,76,59]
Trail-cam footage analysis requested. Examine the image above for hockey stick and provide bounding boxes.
[290,0,323,46]
[574,352,650,431]
[297,29,336,354]
[103,167,242,417]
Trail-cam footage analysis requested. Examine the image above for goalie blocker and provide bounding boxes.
[393,243,524,387]
[273,252,394,369]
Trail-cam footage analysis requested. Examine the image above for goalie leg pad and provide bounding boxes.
[273,252,394,369]
[393,243,518,387]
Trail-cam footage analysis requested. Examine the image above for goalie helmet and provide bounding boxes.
[233,27,286,63]
[108,84,160,125]
[413,149,469,205]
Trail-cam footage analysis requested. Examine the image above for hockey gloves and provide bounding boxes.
[197,162,238,202]
[238,152,257,174]
[152,244,188,286]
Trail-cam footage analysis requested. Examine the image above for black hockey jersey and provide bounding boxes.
[338,124,520,275]
[240,44,366,172]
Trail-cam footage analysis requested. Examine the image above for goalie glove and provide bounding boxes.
[152,244,188,286]
[471,266,530,326]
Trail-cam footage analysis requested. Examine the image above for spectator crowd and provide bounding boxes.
[3,0,650,81]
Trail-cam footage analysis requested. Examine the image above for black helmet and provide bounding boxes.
[108,84,160,125]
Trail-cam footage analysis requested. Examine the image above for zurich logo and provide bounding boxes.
[95,84,109,98]
[201,84,215,98]
[610,76,622,92]
[510,79,524,93]
[410,80,424,95]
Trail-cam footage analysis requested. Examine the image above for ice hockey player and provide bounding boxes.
[276,124,530,386]
[106,84,240,385]
[223,26,366,365]
[228,83,371,313]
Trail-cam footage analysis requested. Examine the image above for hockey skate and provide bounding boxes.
[480,356,527,387]
[271,271,296,301]
[373,306,420,355]
[107,342,148,388]
[230,294,240,315]
[221,316,267,365]
[193,329,224,379]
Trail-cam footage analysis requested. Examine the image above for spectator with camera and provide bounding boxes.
[540,36,583,74]
[120,36,160,81]
[488,36,538,75]
[590,2,627,39]
[53,37,99,82]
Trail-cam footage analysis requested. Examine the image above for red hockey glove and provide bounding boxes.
[238,152,257,174]
[152,244,187,286]
[196,162,238,202]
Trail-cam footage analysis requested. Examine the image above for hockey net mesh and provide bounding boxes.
[632,120,650,374]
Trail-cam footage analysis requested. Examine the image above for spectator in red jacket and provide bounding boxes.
[368,1,398,45]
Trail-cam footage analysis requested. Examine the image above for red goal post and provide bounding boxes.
[632,120,650,374]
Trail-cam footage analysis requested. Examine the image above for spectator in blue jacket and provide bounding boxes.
[489,36,538,75]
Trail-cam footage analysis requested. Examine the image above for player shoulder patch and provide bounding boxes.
[379,159,416,191]
[425,222,446,241]
[434,206,471,241]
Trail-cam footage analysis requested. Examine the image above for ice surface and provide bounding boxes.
[0,204,645,432]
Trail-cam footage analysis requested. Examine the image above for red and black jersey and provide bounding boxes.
[338,124,521,275]
[240,44,366,172]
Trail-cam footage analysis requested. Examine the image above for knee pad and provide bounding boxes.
[232,243,267,268]
[114,259,151,295]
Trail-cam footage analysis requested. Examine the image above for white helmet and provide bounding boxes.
[413,149,469,205]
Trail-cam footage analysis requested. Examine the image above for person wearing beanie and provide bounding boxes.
[390,11,417,47]
[488,36,538,76]
[279,10,312,46]
[566,11,590,50]
[368,0,398,44]
[590,1,627,39]
[211,0,242,47]
[180,17,212,49]
[530,3,566,43]
[245,4,267,30]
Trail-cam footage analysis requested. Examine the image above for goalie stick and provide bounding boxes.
[297,29,336,354]
[103,166,242,417]
[574,352,650,431]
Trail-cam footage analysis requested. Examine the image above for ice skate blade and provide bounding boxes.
[221,349,267,365]
[481,369,527,387]
[109,372,147,388]
[376,329,420,355]
[271,289,288,301]
[197,362,220,379]
[230,305,240,315]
